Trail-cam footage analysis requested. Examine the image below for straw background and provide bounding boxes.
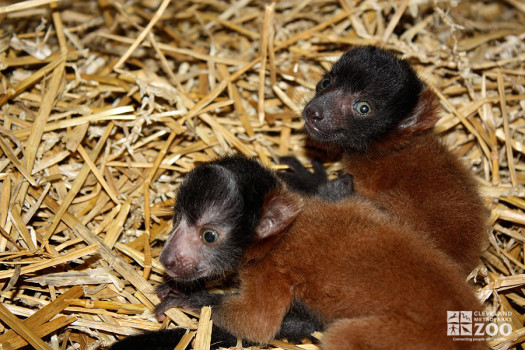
[0,0,524,349]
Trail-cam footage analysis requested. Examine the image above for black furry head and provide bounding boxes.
[175,156,279,239]
[160,156,279,282]
[303,46,424,151]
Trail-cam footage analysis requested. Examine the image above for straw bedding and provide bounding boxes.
[0,0,524,349]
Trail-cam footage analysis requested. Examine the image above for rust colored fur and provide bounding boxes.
[300,46,488,275]
[345,127,487,274]
[155,156,486,349]
[210,194,485,349]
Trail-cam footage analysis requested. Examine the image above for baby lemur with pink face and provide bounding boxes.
[110,46,487,350]
[151,155,484,349]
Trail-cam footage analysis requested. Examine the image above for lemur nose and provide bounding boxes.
[305,105,323,121]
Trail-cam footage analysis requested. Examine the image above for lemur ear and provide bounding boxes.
[255,187,303,240]
[374,87,440,151]
[399,87,439,133]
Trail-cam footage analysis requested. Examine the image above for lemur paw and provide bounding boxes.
[278,157,327,195]
[155,290,225,321]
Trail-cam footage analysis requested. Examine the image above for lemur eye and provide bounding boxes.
[201,229,219,243]
[319,77,331,89]
[354,102,372,115]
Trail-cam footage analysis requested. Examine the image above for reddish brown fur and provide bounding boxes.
[344,89,487,274]
[211,193,486,349]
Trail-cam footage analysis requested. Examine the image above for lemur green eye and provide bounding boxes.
[319,77,331,89]
[354,102,372,115]
[201,229,219,243]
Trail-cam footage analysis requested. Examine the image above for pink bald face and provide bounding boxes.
[158,205,240,282]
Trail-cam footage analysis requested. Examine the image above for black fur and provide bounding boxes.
[159,156,281,282]
[156,278,207,300]
[278,157,327,195]
[108,327,237,350]
[175,155,279,248]
[277,299,325,342]
[317,174,354,202]
[303,46,423,150]
[156,288,324,343]
[278,157,353,201]
[156,289,224,316]
[109,300,323,350]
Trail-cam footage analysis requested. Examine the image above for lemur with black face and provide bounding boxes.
[283,46,487,275]
[143,155,484,349]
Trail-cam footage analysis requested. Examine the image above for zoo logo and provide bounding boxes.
[447,311,512,339]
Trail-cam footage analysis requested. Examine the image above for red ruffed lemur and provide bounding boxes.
[110,156,326,350]
[109,47,488,350]
[134,155,485,349]
[280,46,487,275]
